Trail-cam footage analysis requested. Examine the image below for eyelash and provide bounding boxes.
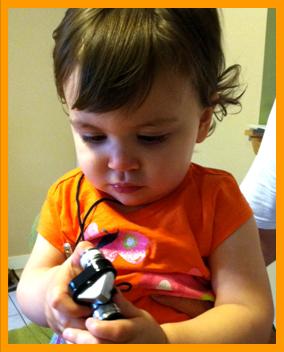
[81,134,169,145]
[81,135,106,144]
[137,134,169,144]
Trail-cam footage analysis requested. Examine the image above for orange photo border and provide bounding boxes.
[1,1,282,351]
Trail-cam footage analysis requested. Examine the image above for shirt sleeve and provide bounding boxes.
[37,183,66,254]
[240,101,276,229]
[210,173,253,252]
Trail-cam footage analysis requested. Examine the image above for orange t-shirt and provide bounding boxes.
[38,163,252,324]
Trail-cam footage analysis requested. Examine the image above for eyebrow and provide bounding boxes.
[69,116,179,130]
[69,119,100,130]
[137,117,179,128]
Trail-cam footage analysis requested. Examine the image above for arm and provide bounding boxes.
[62,216,274,344]
[16,234,64,326]
[16,234,92,333]
[162,216,274,343]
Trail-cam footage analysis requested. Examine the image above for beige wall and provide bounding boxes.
[8,8,75,257]
[8,8,267,257]
[192,8,267,178]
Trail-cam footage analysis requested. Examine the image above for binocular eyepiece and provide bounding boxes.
[69,248,123,320]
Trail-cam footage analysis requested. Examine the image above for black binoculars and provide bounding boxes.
[69,248,123,320]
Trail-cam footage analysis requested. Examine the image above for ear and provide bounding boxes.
[196,108,213,143]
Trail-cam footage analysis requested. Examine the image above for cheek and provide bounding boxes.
[149,138,194,179]
[72,133,107,183]
[75,143,91,165]
[147,149,188,181]
[74,143,101,174]
[156,137,195,166]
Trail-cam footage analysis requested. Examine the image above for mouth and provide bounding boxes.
[110,183,143,194]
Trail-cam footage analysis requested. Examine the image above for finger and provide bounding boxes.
[48,284,92,317]
[85,317,133,343]
[82,304,138,343]
[70,241,95,268]
[55,317,88,334]
[63,327,101,344]
[85,291,147,344]
[151,295,213,317]
[46,313,86,335]
[63,326,113,344]
[47,243,96,321]
[113,289,142,318]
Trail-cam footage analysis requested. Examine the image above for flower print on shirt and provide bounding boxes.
[84,222,149,264]
[84,222,214,303]
[139,272,215,302]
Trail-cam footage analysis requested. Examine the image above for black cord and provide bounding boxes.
[76,174,85,234]
[74,173,133,294]
[75,174,121,247]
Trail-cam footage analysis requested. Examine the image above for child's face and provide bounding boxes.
[65,71,212,207]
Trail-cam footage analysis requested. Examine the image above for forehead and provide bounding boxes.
[65,70,201,123]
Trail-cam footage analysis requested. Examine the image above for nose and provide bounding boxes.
[107,143,140,172]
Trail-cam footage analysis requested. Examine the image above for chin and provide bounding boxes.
[116,197,146,207]
[115,193,164,208]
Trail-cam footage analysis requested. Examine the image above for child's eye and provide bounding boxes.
[137,134,169,144]
[81,135,106,144]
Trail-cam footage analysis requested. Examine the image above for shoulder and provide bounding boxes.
[180,163,247,215]
[38,169,85,251]
[49,168,83,189]
[189,163,238,189]
[45,169,101,207]
[188,163,252,223]
[186,163,248,212]
[44,168,87,208]
[47,168,83,196]
[188,164,253,253]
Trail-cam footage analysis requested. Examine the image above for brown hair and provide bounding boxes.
[53,9,244,131]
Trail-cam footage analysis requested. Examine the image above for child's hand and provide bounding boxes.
[44,241,94,334]
[62,290,168,344]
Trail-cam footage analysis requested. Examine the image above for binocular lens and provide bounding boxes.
[93,302,123,320]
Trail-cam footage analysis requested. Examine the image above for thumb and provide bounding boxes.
[70,241,95,268]
[113,289,142,319]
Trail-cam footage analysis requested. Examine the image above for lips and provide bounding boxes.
[111,183,142,194]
